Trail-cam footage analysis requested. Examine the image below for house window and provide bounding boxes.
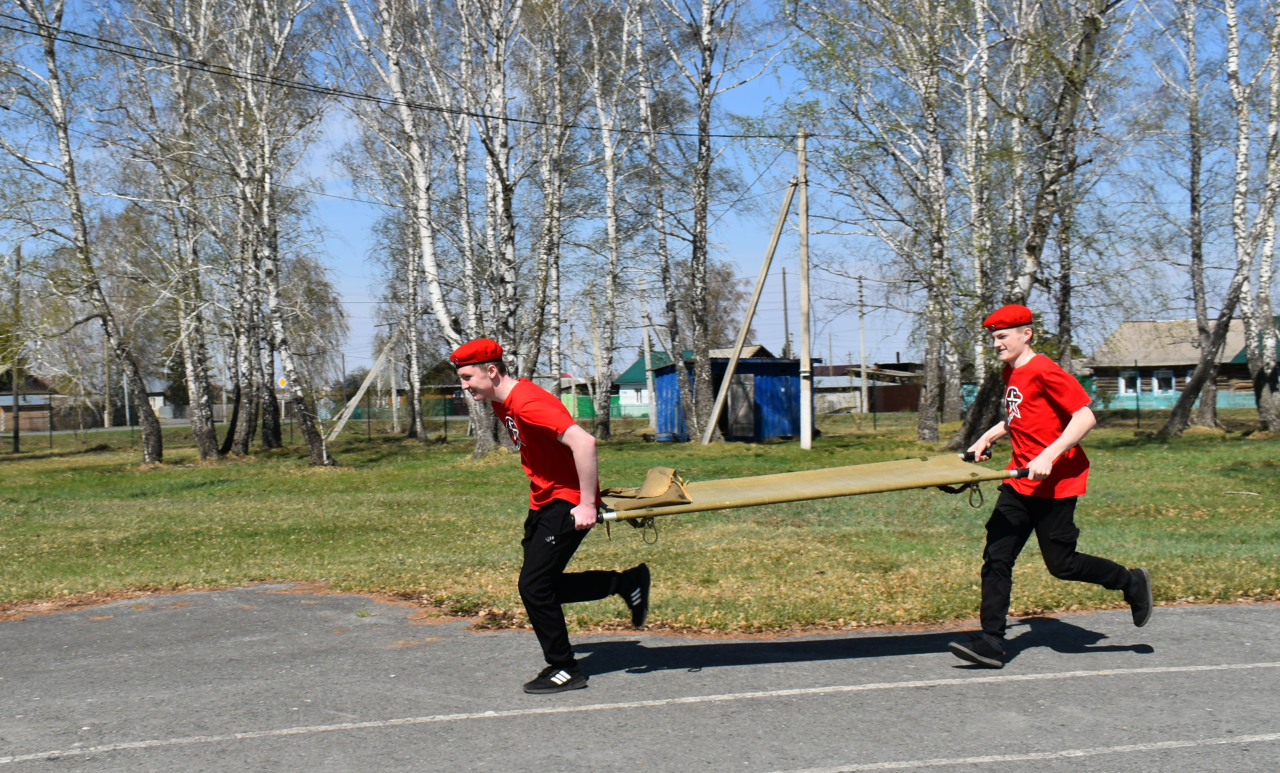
[1120,369,1140,394]
[619,388,648,406]
[1154,369,1176,394]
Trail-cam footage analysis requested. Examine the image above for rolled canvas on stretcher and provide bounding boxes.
[599,455,1017,521]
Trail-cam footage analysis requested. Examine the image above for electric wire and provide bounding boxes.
[0,6,870,255]
[0,12,809,143]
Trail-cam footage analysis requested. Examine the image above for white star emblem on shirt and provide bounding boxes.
[504,416,523,450]
[1005,385,1024,421]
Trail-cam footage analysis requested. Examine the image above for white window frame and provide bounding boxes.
[1153,368,1176,394]
[1119,369,1140,395]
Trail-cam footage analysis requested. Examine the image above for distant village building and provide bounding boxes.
[0,366,57,432]
[1087,319,1275,409]
[812,364,924,413]
[615,345,776,421]
[650,345,807,442]
[615,351,927,430]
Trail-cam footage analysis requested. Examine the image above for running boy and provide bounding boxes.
[452,338,650,693]
[949,305,1152,669]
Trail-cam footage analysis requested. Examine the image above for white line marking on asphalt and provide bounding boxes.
[2,661,1278,765]
[767,732,1280,772]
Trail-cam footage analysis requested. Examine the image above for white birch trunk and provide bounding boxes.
[1241,14,1280,430]
[1178,0,1219,428]
[966,0,994,399]
[12,0,164,463]
[340,0,464,351]
[919,0,948,443]
[585,6,636,440]
[635,12,696,436]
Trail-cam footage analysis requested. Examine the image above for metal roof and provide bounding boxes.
[616,345,778,384]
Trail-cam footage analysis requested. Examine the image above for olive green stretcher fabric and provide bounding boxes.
[600,466,692,511]
[600,455,1013,520]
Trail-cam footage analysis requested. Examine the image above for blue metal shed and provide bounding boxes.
[653,357,810,442]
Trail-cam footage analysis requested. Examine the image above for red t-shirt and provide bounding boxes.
[492,380,591,509]
[1002,354,1091,498]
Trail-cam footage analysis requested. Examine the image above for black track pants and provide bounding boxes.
[519,499,619,668]
[979,484,1131,639]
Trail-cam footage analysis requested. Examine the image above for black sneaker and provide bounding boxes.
[620,563,650,628]
[948,633,1005,669]
[522,665,587,694]
[1125,567,1153,628]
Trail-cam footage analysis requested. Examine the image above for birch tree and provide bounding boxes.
[581,0,644,440]
[954,0,1131,448]
[521,0,590,397]
[788,0,961,443]
[2,0,164,462]
[100,0,224,459]
[457,0,529,362]
[1240,202,1280,430]
[648,0,780,437]
[338,0,453,442]
[1161,0,1280,437]
[1237,1,1280,430]
[1136,0,1231,428]
[205,0,333,463]
[337,0,515,455]
[631,9,698,435]
[961,0,996,399]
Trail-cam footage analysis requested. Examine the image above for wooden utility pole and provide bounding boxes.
[781,268,791,358]
[11,246,21,453]
[643,328,657,430]
[390,351,399,434]
[103,336,110,428]
[798,129,813,450]
[859,277,870,415]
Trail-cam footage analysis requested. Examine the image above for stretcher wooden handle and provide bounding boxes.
[960,451,1029,479]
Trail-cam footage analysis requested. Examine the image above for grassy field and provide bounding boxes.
[1,411,1277,633]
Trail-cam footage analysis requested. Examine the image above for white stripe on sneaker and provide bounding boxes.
[550,671,570,685]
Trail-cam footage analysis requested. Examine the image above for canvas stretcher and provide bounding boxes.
[598,454,1028,522]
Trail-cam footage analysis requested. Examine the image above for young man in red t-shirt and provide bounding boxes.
[452,338,650,693]
[949,305,1153,669]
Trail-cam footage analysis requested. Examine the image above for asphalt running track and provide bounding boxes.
[2,584,1277,772]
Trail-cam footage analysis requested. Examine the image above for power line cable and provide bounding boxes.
[708,147,791,230]
[2,93,793,233]
[0,12,804,143]
[0,19,801,223]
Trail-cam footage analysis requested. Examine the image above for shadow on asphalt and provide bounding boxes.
[1012,616,1157,660]
[575,616,1155,676]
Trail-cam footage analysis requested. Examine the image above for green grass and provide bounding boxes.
[2,411,1278,633]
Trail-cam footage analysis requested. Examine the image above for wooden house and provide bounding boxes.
[1086,319,1259,409]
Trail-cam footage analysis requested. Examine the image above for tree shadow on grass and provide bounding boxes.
[575,615,1153,676]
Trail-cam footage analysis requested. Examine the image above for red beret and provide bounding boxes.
[450,338,504,368]
[982,304,1033,331]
